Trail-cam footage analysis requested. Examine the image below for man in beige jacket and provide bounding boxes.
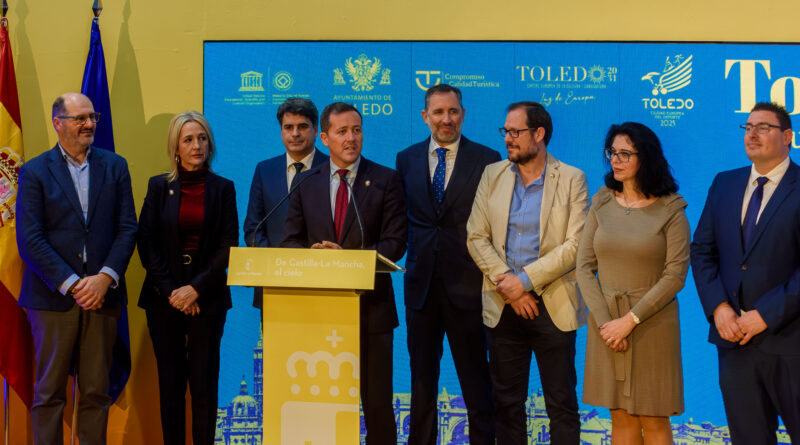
[467,101,589,444]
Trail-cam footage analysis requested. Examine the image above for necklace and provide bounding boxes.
[620,194,645,215]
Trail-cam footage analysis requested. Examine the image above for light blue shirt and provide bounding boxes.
[57,143,119,295]
[504,162,545,292]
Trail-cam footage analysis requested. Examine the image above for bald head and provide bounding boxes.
[52,92,93,121]
[53,92,96,154]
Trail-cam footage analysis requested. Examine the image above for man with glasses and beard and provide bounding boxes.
[467,101,589,444]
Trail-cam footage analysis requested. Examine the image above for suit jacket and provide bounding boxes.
[691,161,800,353]
[243,148,329,248]
[281,157,407,333]
[16,144,137,311]
[466,155,589,330]
[137,172,239,314]
[396,136,500,311]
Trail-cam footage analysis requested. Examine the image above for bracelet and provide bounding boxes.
[629,311,641,325]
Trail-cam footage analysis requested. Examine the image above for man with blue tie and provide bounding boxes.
[16,92,137,444]
[692,102,800,444]
[243,97,328,309]
[396,84,499,444]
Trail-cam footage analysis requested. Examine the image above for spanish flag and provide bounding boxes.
[0,16,33,409]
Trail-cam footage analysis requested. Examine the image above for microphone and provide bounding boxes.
[250,168,321,248]
[339,176,365,250]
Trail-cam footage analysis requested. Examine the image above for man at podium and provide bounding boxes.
[281,101,407,444]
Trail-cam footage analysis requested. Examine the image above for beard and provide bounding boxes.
[508,144,539,165]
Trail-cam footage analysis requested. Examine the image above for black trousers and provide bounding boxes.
[146,308,226,445]
[361,329,396,445]
[406,274,494,445]
[487,303,579,445]
[718,346,800,444]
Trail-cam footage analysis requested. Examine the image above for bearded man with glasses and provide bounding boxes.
[467,101,589,444]
[16,92,137,444]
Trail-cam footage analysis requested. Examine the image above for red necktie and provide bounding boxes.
[334,169,349,241]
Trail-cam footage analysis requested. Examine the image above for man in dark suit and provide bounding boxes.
[692,102,800,444]
[243,97,328,308]
[282,102,407,445]
[16,92,137,444]
[396,84,499,445]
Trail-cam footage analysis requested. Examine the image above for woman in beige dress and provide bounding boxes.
[577,122,690,444]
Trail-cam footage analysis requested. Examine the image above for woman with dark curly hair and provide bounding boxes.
[577,122,690,444]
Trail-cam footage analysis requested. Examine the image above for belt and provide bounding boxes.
[603,289,635,397]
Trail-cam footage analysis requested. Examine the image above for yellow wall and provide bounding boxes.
[1,0,798,443]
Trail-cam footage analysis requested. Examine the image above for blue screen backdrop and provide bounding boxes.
[204,41,799,443]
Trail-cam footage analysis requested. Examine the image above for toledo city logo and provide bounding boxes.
[0,147,21,228]
[273,71,294,91]
[239,71,265,92]
[334,54,391,91]
[641,54,693,96]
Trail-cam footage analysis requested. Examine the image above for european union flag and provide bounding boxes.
[81,16,130,403]
[81,17,115,151]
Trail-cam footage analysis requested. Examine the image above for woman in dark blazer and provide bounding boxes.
[138,110,238,445]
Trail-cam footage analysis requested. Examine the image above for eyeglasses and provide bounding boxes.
[57,112,101,125]
[498,127,536,138]
[740,123,783,134]
[604,148,639,163]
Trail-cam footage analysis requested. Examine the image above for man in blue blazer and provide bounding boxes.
[282,102,407,444]
[691,102,800,444]
[396,84,499,445]
[243,97,328,308]
[16,93,137,444]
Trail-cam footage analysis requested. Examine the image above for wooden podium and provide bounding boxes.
[228,247,401,444]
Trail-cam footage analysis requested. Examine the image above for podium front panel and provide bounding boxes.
[262,288,360,444]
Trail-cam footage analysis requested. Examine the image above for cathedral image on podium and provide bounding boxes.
[214,340,789,444]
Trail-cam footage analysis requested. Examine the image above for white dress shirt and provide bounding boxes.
[329,157,360,220]
[428,136,461,188]
[741,155,791,225]
[285,150,316,191]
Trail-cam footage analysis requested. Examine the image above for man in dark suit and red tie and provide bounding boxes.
[281,102,407,445]
[692,102,800,444]
[396,84,500,445]
[243,97,328,309]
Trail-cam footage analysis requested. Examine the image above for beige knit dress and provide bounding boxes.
[577,187,690,416]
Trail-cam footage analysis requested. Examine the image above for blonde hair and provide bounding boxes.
[166,110,216,182]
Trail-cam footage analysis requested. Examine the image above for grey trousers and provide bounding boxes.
[28,304,120,445]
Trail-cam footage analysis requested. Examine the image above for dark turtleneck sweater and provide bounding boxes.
[178,166,206,252]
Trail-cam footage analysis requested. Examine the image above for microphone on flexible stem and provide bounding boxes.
[339,177,365,250]
[250,168,321,248]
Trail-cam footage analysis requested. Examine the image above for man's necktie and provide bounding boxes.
[742,176,769,248]
[432,147,448,203]
[289,162,304,190]
[334,169,349,241]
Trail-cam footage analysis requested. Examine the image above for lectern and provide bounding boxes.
[228,247,401,444]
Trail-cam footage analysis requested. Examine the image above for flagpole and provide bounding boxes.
[2,2,11,442]
[4,380,8,445]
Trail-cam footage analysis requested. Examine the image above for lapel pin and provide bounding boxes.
[365,180,371,187]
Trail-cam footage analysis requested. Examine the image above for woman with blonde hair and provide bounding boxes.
[137,111,238,444]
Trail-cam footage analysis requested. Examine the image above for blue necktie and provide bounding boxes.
[432,147,447,203]
[742,176,768,247]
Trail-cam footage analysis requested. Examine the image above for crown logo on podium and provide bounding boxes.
[285,329,359,399]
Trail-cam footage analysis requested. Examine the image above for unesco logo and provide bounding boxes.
[273,72,294,91]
